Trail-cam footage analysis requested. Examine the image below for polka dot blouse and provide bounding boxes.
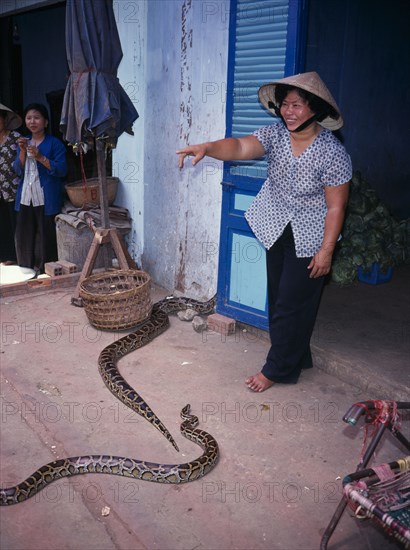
[245,122,352,257]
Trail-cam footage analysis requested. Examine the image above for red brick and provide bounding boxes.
[45,262,63,277]
[207,313,236,335]
[27,279,52,290]
[57,260,78,274]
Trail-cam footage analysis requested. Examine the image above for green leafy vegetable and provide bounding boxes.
[331,171,410,285]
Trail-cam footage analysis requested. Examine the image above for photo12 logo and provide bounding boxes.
[201,400,340,424]
[1,398,141,426]
[202,480,342,504]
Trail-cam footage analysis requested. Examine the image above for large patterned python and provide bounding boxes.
[0,295,219,506]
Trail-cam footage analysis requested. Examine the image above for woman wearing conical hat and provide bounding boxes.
[177,72,352,391]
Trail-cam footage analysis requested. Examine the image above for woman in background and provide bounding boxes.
[0,103,22,264]
[13,103,67,275]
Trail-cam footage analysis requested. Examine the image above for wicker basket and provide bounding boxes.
[65,177,119,208]
[80,270,152,330]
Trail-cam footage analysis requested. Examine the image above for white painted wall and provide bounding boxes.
[115,0,230,300]
[148,0,230,300]
[113,0,147,264]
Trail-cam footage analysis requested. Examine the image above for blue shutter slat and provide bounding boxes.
[236,26,288,37]
[229,0,289,178]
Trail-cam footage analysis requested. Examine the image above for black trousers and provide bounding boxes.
[262,224,325,384]
[0,198,17,262]
[15,204,58,273]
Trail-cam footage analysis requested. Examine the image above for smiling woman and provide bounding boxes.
[177,71,352,392]
[281,92,315,130]
[13,103,67,275]
[276,86,339,134]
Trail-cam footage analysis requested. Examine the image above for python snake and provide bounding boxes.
[0,295,219,506]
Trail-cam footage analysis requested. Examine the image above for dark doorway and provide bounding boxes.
[0,3,111,188]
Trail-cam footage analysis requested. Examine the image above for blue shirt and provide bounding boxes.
[245,122,352,257]
[13,134,67,215]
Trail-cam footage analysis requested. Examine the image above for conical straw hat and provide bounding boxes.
[258,72,343,130]
[0,102,22,131]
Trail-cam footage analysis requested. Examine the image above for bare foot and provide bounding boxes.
[245,372,275,392]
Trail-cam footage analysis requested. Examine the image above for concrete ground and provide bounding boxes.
[0,265,409,550]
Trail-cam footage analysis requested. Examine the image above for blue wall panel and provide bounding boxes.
[305,0,410,219]
[217,0,306,329]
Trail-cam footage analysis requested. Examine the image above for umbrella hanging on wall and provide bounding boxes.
[60,0,139,305]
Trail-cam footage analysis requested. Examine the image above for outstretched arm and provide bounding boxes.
[177,135,265,169]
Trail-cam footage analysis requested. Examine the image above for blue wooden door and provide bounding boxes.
[216,0,308,330]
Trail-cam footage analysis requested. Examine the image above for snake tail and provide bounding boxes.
[97,295,216,452]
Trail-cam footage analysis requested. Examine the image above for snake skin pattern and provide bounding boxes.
[0,295,218,506]
[98,295,216,451]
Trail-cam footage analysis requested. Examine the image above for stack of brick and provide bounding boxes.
[44,261,78,277]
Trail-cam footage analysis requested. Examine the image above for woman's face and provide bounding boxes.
[280,90,315,132]
[25,109,47,135]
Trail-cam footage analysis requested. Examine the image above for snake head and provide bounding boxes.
[181,404,191,417]
[180,404,200,428]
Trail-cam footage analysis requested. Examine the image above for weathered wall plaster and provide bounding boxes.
[141,0,230,299]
